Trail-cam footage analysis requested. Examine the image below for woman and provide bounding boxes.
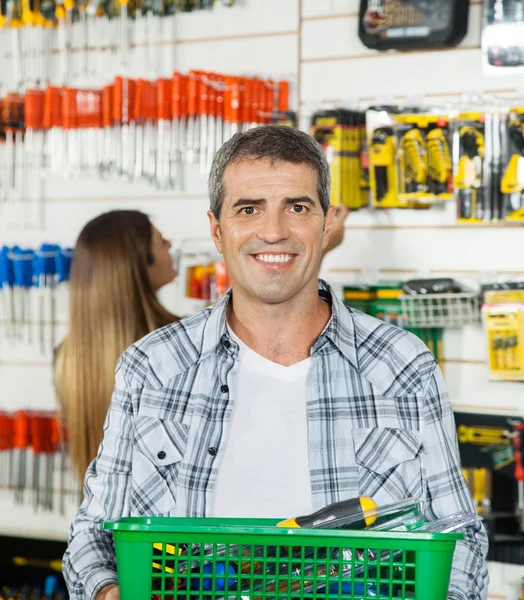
[54,210,178,481]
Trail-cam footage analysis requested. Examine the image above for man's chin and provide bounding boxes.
[247,283,296,306]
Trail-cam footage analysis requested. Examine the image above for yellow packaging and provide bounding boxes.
[502,108,524,223]
[454,113,486,224]
[483,304,524,381]
[311,110,367,210]
[368,111,452,209]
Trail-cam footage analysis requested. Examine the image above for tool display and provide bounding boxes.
[0,73,292,221]
[310,108,369,210]
[367,108,454,209]
[358,0,469,51]
[508,420,524,531]
[454,113,487,223]
[0,244,73,351]
[0,0,237,92]
[481,284,524,380]
[455,410,524,543]
[501,106,524,222]
[0,409,73,513]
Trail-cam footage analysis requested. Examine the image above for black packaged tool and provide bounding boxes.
[501,107,524,222]
[403,278,469,296]
[358,0,469,51]
[453,113,487,223]
[482,0,524,72]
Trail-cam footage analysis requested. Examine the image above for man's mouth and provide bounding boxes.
[253,253,295,264]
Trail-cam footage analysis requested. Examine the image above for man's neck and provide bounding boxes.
[227,282,331,366]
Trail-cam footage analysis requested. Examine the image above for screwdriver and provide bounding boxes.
[186,70,198,163]
[0,246,15,340]
[240,76,251,133]
[222,76,232,143]
[214,73,224,151]
[156,78,172,189]
[24,88,44,228]
[100,83,113,175]
[169,71,184,189]
[0,412,13,491]
[277,496,377,529]
[62,87,78,176]
[205,73,217,173]
[198,73,209,176]
[43,85,62,176]
[13,410,30,505]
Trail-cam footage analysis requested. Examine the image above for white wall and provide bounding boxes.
[0,1,522,596]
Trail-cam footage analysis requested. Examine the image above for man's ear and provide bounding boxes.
[208,211,223,254]
[322,205,337,250]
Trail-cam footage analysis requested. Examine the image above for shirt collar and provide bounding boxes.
[201,279,359,371]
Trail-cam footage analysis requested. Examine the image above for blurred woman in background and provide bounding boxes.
[54,210,178,481]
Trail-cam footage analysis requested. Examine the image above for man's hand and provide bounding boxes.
[95,584,120,600]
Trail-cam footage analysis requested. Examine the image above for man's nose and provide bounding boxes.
[257,209,291,244]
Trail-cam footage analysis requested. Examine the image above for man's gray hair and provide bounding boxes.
[208,125,331,220]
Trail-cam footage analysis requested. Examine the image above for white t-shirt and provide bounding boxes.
[212,326,314,519]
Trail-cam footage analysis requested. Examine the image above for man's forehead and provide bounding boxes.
[226,155,317,171]
[223,158,318,188]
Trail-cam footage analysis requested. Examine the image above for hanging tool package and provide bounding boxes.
[454,105,524,224]
[310,109,369,211]
[453,112,488,223]
[358,0,469,51]
[367,107,453,209]
[482,0,524,73]
[501,107,524,222]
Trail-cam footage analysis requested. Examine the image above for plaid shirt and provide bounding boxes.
[63,280,488,600]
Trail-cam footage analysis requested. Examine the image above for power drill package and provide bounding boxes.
[482,0,524,74]
[358,0,469,51]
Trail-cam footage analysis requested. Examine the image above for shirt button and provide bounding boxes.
[221,384,229,393]
[223,340,231,349]
[157,451,166,460]
[208,447,218,456]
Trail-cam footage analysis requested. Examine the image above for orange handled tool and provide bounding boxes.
[186,71,199,164]
[13,410,30,505]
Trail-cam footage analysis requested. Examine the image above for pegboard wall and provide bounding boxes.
[0,1,523,595]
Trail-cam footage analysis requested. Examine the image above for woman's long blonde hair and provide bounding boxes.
[54,210,177,480]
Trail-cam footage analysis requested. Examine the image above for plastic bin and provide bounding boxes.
[102,517,463,600]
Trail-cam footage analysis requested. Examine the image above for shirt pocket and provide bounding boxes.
[353,427,426,506]
[131,416,189,516]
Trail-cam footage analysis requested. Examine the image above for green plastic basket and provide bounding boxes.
[102,517,463,600]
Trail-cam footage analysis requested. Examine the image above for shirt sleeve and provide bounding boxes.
[421,363,489,600]
[62,357,134,600]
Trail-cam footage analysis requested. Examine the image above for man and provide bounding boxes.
[63,126,488,600]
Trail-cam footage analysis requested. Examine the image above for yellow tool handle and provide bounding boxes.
[278,496,377,529]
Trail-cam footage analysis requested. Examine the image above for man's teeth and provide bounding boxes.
[256,254,293,263]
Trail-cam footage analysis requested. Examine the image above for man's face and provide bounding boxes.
[208,158,335,305]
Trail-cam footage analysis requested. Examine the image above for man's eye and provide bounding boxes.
[292,205,307,213]
[242,207,256,215]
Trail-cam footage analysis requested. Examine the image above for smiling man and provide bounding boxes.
[63,126,488,600]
